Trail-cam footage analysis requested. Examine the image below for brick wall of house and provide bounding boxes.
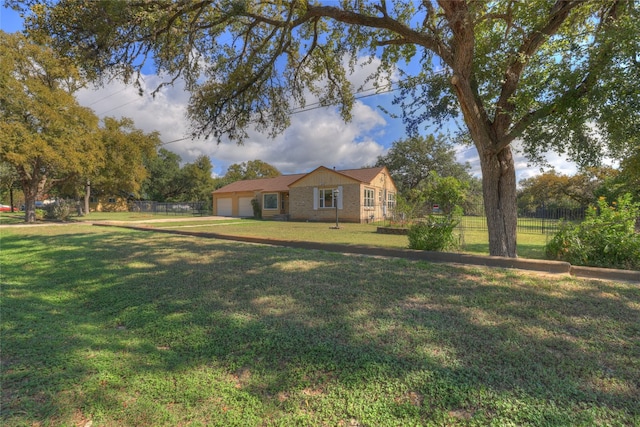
[212,167,398,222]
[288,168,397,223]
[289,183,362,222]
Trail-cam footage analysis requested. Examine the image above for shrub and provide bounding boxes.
[251,198,262,219]
[545,194,640,270]
[407,215,460,251]
[44,200,74,221]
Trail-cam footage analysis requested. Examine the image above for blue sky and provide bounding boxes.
[1,5,578,180]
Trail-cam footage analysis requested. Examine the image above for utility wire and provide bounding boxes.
[86,87,128,106]
[96,97,144,116]
[159,137,190,146]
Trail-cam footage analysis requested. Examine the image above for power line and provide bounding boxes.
[289,84,398,115]
[96,97,144,116]
[86,87,128,107]
[288,70,446,115]
[90,68,447,120]
[159,137,190,146]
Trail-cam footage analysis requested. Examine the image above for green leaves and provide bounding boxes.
[375,134,470,194]
[407,215,460,252]
[545,194,640,269]
[0,31,101,221]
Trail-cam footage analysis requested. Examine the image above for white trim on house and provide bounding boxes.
[363,187,375,208]
[313,187,318,210]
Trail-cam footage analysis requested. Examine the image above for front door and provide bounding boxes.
[280,192,289,214]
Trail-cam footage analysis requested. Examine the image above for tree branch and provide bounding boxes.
[493,0,583,139]
[242,3,454,66]
[501,0,624,152]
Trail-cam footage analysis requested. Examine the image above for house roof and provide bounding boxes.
[336,166,387,183]
[213,166,389,194]
[213,173,306,194]
[287,165,387,186]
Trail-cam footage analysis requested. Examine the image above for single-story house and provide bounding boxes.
[88,195,129,212]
[212,166,398,223]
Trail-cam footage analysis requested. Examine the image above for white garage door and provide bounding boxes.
[216,198,232,216]
[238,197,254,217]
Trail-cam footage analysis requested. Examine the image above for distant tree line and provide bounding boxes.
[517,163,640,215]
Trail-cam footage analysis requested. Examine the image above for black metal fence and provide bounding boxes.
[456,204,586,234]
[398,203,587,235]
[129,201,210,216]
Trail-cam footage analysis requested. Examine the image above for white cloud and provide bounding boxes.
[75,60,391,177]
[75,62,583,182]
[455,140,579,185]
[207,101,387,174]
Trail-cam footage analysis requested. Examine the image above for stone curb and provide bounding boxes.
[570,265,640,282]
[93,223,638,283]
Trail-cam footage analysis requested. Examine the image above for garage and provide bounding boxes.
[238,197,254,217]
[216,198,232,216]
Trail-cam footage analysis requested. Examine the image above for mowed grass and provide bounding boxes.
[1,224,638,426]
[152,219,550,259]
[0,210,200,224]
[1,212,550,258]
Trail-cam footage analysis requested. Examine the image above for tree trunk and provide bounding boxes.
[84,180,90,216]
[20,167,47,223]
[22,179,39,223]
[479,146,518,257]
[9,187,15,212]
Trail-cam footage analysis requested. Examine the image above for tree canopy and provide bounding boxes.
[141,148,216,203]
[179,155,216,203]
[616,144,640,202]
[225,160,282,182]
[18,0,640,255]
[517,167,622,213]
[213,159,281,191]
[142,148,182,202]
[91,117,161,198]
[0,31,101,222]
[375,134,470,194]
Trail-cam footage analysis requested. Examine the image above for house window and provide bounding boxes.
[319,188,336,208]
[387,192,396,210]
[364,188,375,207]
[108,197,116,203]
[263,193,278,210]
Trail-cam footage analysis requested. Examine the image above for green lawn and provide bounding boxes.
[0,210,202,224]
[151,219,550,259]
[0,212,551,259]
[2,225,638,426]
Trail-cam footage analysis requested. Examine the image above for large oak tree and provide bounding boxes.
[0,31,101,222]
[141,148,216,202]
[90,117,161,201]
[20,0,640,255]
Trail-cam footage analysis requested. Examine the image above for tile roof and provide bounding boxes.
[213,166,387,193]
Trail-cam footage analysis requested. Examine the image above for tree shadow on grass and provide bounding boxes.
[2,229,639,425]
